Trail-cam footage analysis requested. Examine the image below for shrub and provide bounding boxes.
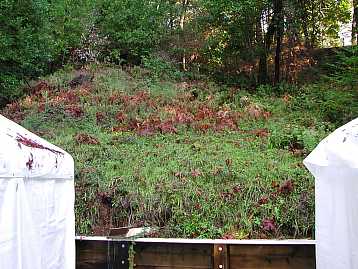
[142,54,184,81]
[0,0,95,106]
[0,0,51,105]
[290,84,358,126]
[328,46,358,89]
[268,125,325,152]
[96,0,171,63]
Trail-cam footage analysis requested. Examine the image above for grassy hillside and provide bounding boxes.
[2,63,357,239]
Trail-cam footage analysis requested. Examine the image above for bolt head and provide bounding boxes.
[218,246,223,251]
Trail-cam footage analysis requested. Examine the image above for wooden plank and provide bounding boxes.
[76,240,129,269]
[134,242,212,269]
[229,245,315,269]
[76,237,316,269]
[76,240,109,269]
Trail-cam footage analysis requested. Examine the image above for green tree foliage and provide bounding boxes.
[353,0,358,45]
[47,0,96,64]
[329,46,358,89]
[96,0,172,63]
[0,0,94,105]
[0,0,51,104]
[297,0,351,47]
[0,0,354,106]
[195,0,352,83]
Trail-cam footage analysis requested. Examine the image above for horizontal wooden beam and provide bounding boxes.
[76,237,316,269]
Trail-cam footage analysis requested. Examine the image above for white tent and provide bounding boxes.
[304,118,358,269]
[0,115,75,269]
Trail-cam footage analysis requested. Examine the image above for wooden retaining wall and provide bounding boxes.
[76,237,316,269]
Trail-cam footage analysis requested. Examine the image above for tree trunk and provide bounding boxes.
[353,0,358,45]
[274,0,284,84]
[258,0,283,85]
[258,9,276,84]
[310,0,319,47]
[298,0,310,47]
[285,4,298,82]
[256,14,263,45]
[180,0,189,71]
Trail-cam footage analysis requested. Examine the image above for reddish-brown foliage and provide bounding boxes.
[124,116,178,136]
[75,133,100,145]
[29,81,53,96]
[108,94,245,135]
[97,191,113,207]
[225,159,233,167]
[191,169,202,178]
[262,218,276,232]
[278,180,294,195]
[262,111,272,120]
[2,102,25,123]
[134,117,160,136]
[171,106,195,124]
[271,181,279,189]
[54,91,79,105]
[193,123,212,132]
[92,95,103,105]
[246,105,271,120]
[111,126,128,132]
[258,196,269,205]
[77,86,92,97]
[282,94,292,103]
[115,111,127,123]
[220,191,235,201]
[215,117,237,131]
[5,102,21,113]
[195,106,215,120]
[232,185,241,194]
[158,120,177,134]
[222,233,236,240]
[96,112,106,124]
[65,105,84,118]
[116,91,155,108]
[136,126,156,136]
[37,103,46,113]
[108,93,120,104]
[194,203,202,210]
[248,128,270,138]
[127,118,141,131]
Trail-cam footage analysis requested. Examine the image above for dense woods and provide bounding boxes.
[0,0,355,105]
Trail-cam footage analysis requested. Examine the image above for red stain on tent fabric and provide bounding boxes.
[16,134,64,155]
[26,153,34,170]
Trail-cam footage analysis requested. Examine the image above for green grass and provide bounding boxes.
[4,63,358,239]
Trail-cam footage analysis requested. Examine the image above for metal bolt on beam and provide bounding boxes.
[214,244,228,269]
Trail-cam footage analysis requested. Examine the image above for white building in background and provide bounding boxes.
[339,3,355,46]
[339,22,353,46]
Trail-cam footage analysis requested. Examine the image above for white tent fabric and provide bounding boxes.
[304,118,358,269]
[0,115,75,269]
